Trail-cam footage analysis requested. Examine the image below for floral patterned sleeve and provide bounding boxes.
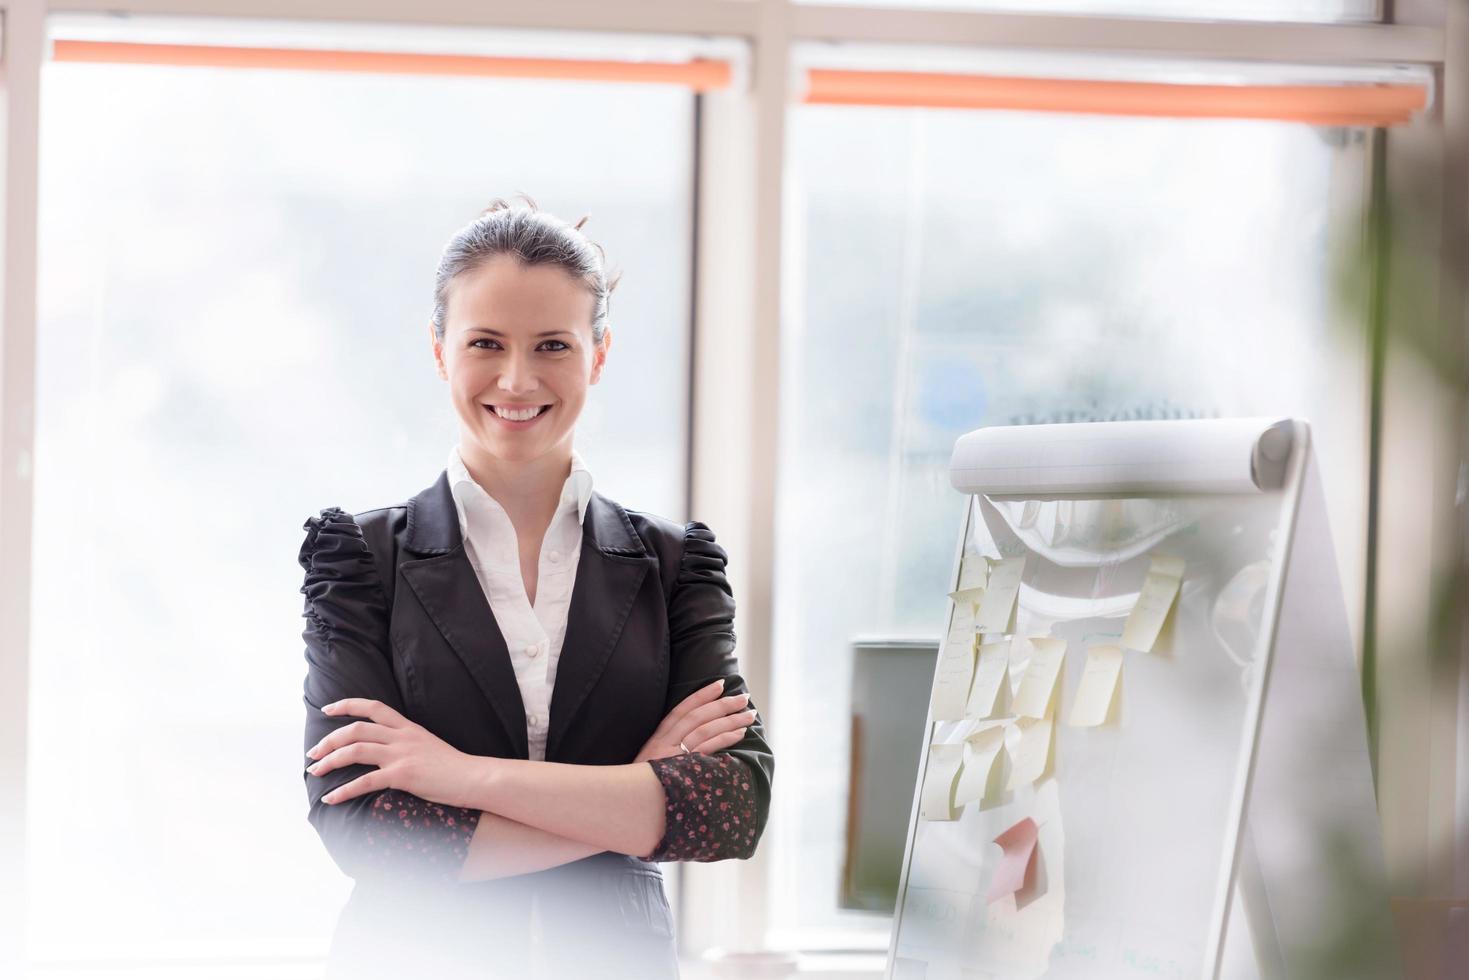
[357,789,481,880]
[639,753,760,862]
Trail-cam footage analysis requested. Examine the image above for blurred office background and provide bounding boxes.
[1,1,1465,977]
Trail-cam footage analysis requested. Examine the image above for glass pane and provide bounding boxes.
[796,0,1378,23]
[30,32,692,964]
[772,104,1369,941]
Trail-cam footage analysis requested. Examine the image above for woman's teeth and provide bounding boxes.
[491,405,548,421]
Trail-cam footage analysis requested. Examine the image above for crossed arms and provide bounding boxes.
[297,507,773,885]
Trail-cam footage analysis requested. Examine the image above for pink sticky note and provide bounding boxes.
[984,817,1039,904]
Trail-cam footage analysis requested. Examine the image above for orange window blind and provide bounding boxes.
[50,39,734,92]
[804,68,1428,126]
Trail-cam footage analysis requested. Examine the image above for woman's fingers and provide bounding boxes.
[321,698,408,729]
[683,708,757,750]
[307,720,393,761]
[672,692,749,741]
[692,727,747,754]
[321,769,386,805]
[656,679,727,735]
[307,740,386,779]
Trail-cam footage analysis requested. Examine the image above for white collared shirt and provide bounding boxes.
[446,444,595,762]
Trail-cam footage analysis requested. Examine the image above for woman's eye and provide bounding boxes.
[470,339,501,350]
[539,340,570,352]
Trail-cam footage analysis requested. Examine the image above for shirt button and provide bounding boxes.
[528,713,540,728]
[549,550,561,563]
[524,643,539,657]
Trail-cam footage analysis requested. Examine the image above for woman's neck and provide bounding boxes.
[457,441,571,532]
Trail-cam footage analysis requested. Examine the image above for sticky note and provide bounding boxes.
[1011,637,1065,719]
[1068,644,1124,727]
[954,723,1006,808]
[920,743,965,821]
[930,604,977,722]
[985,817,1040,904]
[975,556,1025,633]
[1121,555,1186,652]
[965,639,1010,718]
[1007,716,1054,791]
[948,552,989,611]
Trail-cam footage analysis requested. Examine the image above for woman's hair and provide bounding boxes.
[431,193,620,345]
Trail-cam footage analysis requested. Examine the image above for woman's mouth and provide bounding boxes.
[485,404,552,427]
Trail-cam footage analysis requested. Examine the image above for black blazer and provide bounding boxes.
[298,468,774,979]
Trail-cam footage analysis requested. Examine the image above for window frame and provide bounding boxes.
[0,1,1461,975]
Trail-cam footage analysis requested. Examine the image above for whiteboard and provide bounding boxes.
[888,419,1388,980]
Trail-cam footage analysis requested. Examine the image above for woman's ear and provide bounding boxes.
[429,321,447,381]
[589,327,613,385]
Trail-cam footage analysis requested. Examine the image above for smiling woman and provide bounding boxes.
[297,197,774,979]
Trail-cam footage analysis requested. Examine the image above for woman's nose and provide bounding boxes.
[497,354,538,394]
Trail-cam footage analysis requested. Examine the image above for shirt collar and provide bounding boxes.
[445,444,595,531]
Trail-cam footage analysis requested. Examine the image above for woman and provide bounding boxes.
[297,197,774,980]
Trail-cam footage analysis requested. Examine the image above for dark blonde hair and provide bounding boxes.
[430,193,620,344]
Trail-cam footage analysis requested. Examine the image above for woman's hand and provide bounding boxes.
[306,698,480,810]
[635,679,756,764]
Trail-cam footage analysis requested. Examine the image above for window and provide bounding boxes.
[771,98,1370,941]
[29,26,693,963]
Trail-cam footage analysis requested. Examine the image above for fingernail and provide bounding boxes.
[709,679,724,691]
[307,762,319,774]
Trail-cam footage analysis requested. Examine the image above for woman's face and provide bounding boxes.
[432,254,610,466]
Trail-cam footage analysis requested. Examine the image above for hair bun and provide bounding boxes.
[479,191,539,219]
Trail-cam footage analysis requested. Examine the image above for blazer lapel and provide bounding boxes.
[398,469,529,759]
[545,491,653,761]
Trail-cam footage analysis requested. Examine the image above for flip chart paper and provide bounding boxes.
[948,552,989,610]
[975,556,1025,632]
[1011,637,1066,719]
[985,817,1040,904]
[965,640,1011,718]
[920,743,965,821]
[1068,645,1124,727]
[931,605,977,721]
[1007,717,1054,791]
[1121,555,1186,652]
[954,723,1006,807]
[949,416,1290,495]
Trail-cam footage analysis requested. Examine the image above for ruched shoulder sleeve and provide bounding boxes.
[644,521,774,861]
[299,507,478,884]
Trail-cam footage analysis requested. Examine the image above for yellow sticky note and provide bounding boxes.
[1011,637,1066,719]
[931,604,977,722]
[920,742,966,821]
[965,640,1011,718]
[975,556,1025,633]
[1121,555,1185,652]
[954,724,1006,808]
[948,552,989,611]
[1007,716,1054,791]
[1068,644,1124,727]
